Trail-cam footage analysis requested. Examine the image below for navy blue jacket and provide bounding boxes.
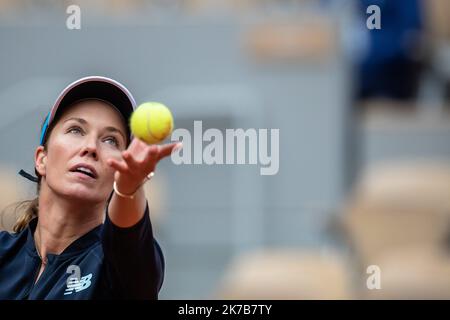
[0,202,164,299]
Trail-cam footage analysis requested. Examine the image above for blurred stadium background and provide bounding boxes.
[1,0,450,299]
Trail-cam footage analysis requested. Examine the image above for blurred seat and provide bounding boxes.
[341,161,450,266]
[0,166,25,232]
[424,0,450,101]
[426,0,450,46]
[244,14,337,63]
[362,247,450,299]
[351,162,450,210]
[215,249,352,299]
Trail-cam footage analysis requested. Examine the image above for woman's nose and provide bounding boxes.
[80,139,98,159]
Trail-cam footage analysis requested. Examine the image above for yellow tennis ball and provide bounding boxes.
[130,102,174,144]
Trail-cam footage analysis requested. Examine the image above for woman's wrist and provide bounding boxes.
[113,172,154,199]
[113,181,140,199]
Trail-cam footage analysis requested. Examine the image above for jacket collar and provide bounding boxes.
[25,218,102,261]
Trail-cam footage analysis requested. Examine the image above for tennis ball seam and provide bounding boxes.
[145,108,161,143]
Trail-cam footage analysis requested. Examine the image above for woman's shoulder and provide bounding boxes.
[0,228,28,256]
[0,228,23,240]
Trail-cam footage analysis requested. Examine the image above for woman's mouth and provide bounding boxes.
[69,164,98,179]
[70,171,97,181]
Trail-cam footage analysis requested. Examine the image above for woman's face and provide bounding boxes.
[35,100,127,204]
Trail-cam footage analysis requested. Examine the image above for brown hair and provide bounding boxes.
[8,197,39,233]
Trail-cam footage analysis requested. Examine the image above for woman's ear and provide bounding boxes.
[35,146,47,176]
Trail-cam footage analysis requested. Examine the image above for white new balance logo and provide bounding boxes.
[64,265,92,295]
[64,273,92,295]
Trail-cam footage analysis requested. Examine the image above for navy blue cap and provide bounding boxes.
[39,76,136,145]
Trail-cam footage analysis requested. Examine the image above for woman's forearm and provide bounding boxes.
[107,185,147,228]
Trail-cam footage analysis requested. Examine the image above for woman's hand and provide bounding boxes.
[107,138,181,195]
[106,138,181,228]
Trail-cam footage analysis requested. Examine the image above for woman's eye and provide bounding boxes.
[105,137,119,147]
[68,127,82,134]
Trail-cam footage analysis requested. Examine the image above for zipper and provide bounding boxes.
[21,260,50,299]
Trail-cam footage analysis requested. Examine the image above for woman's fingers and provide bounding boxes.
[118,141,181,179]
[107,158,129,173]
[122,146,156,175]
[122,150,133,163]
[158,142,181,161]
[149,144,160,160]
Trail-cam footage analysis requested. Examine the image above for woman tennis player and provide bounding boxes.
[0,76,179,299]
